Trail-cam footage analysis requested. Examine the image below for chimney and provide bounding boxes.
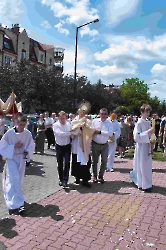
[11,24,20,35]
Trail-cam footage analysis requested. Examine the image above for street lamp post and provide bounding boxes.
[73,18,99,109]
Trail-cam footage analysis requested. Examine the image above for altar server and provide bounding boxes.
[130,104,154,192]
[0,116,35,215]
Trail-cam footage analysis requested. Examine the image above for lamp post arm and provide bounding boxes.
[77,21,94,29]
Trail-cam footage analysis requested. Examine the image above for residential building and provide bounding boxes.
[0,24,64,73]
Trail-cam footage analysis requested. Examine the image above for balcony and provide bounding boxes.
[54,48,64,61]
[54,62,63,73]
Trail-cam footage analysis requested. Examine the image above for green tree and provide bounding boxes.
[120,78,150,114]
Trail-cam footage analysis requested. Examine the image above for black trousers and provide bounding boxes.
[45,128,54,147]
[56,144,71,183]
[71,153,91,183]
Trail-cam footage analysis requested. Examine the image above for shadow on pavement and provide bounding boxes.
[68,180,132,195]
[113,168,131,174]
[23,202,64,221]
[152,169,166,174]
[114,160,129,164]
[25,161,45,177]
[0,218,18,239]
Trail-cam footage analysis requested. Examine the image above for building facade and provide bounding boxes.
[0,24,64,73]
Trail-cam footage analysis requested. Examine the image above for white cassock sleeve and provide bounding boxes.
[134,123,150,144]
[0,132,14,159]
[25,134,35,162]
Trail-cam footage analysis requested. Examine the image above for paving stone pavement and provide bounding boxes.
[0,147,74,220]
[0,157,166,249]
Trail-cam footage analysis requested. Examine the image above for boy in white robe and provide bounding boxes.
[130,104,154,192]
[0,116,35,215]
[106,113,121,172]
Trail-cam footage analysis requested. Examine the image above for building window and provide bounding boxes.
[49,58,52,65]
[4,41,10,50]
[40,54,43,62]
[5,56,11,65]
[21,51,26,59]
[34,41,38,47]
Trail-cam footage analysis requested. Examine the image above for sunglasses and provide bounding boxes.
[101,113,107,115]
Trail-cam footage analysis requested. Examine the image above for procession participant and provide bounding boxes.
[0,116,35,215]
[34,114,46,155]
[130,104,154,192]
[106,112,121,172]
[67,113,75,123]
[153,114,161,152]
[126,116,134,148]
[71,101,95,187]
[117,117,129,158]
[44,111,54,149]
[10,112,23,129]
[92,108,113,183]
[53,111,72,188]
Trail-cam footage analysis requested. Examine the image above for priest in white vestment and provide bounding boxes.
[0,116,35,215]
[130,104,154,192]
[106,113,121,172]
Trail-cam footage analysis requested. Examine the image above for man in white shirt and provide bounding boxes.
[53,111,72,188]
[44,112,55,149]
[92,108,113,183]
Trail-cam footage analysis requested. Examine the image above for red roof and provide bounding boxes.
[39,43,54,51]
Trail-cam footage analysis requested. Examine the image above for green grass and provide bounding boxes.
[124,148,166,162]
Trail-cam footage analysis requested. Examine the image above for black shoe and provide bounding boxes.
[142,188,152,193]
[9,208,19,215]
[98,178,105,184]
[63,182,68,188]
[18,206,26,215]
[93,177,98,183]
[59,181,63,186]
[82,182,91,188]
[74,179,80,184]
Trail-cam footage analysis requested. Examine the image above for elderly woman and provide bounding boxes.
[126,116,134,148]
[34,114,46,155]
[117,117,129,158]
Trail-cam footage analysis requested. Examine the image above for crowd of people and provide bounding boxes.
[0,105,166,215]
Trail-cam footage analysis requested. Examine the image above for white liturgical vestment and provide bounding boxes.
[0,128,35,209]
[130,118,152,190]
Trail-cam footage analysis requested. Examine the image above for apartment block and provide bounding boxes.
[0,24,64,73]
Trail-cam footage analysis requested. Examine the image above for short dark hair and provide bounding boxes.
[140,104,152,113]
[18,116,27,123]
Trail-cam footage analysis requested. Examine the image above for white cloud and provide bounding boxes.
[106,0,140,25]
[54,23,70,36]
[93,64,137,76]
[151,64,166,75]
[80,26,99,37]
[41,0,99,36]
[0,0,24,26]
[40,20,51,29]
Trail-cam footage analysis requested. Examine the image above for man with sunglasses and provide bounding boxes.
[92,108,113,183]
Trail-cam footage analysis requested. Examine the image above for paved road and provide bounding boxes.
[0,147,74,220]
[0,158,166,249]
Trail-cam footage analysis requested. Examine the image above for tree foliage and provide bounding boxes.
[0,61,165,116]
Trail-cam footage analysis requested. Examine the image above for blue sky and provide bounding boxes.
[0,0,166,100]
